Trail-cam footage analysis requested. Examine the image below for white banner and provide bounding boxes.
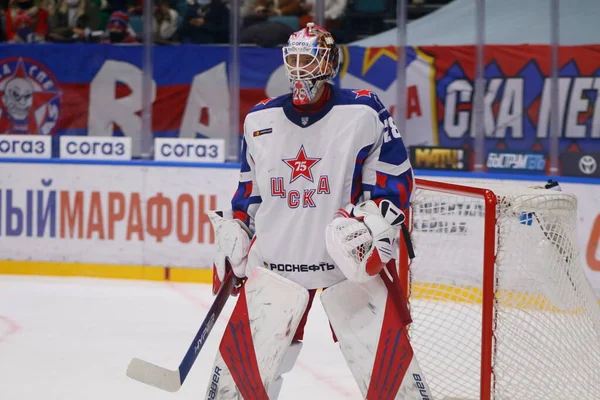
[59,136,132,160]
[0,162,598,297]
[0,136,51,159]
[0,162,238,268]
[154,138,225,163]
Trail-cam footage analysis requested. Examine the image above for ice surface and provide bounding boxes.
[0,275,360,400]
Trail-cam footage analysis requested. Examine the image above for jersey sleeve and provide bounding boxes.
[361,98,414,210]
[231,133,262,230]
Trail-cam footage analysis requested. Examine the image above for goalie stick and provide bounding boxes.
[126,265,241,392]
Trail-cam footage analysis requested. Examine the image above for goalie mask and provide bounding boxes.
[282,23,340,106]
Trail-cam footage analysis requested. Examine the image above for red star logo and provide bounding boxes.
[353,89,373,99]
[258,97,275,106]
[282,145,321,183]
[0,58,60,135]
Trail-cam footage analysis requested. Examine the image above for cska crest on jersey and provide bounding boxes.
[272,145,330,209]
[282,145,321,183]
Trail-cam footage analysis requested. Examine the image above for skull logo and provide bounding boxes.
[2,77,34,120]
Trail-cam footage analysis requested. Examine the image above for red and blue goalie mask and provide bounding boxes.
[282,23,340,106]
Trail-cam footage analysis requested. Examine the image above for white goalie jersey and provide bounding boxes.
[231,87,414,290]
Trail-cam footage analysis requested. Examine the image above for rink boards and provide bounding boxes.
[0,159,599,296]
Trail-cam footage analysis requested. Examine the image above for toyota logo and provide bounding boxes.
[579,155,597,175]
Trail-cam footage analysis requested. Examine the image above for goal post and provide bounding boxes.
[399,178,600,400]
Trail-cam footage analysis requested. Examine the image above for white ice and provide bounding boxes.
[0,275,360,400]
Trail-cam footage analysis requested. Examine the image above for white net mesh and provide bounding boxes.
[407,179,600,400]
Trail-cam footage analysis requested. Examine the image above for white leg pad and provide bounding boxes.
[267,341,303,399]
[205,268,309,399]
[321,277,433,400]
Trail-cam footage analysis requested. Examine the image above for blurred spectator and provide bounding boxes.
[0,11,5,42]
[93,0,111,30]
[153,0,178,42]
[181,0,228,44]
[9,11,37,41]
[126,0,141,14]
[107,0,133,12]
[242,0,303,28]
[240,19,292,47]
[241,0,271,28]
[128,0,176,15]
[47,0,100,41]
[4,0,49,42]
[239,0,254,18]
[91,0,132,30]
[38,0,55,10]
[264,0,303,16]
[300,0,346,31]
[102,10,137,42]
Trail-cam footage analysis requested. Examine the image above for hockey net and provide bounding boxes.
[400,178,600,400]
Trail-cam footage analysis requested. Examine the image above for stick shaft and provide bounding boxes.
[380,260,412,326]
[177,269,237,384]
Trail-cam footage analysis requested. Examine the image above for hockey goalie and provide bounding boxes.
[206,23,432,400]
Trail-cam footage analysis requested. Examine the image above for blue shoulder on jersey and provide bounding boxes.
[334,89,413,210]
[248,94,291,114]
[334,88,389,119]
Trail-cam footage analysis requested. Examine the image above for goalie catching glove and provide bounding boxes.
[208,210,253,294]
[325,199,405,283]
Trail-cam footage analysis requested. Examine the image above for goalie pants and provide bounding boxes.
[292,288,338,342]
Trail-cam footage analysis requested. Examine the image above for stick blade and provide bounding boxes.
[126,358,182,392]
